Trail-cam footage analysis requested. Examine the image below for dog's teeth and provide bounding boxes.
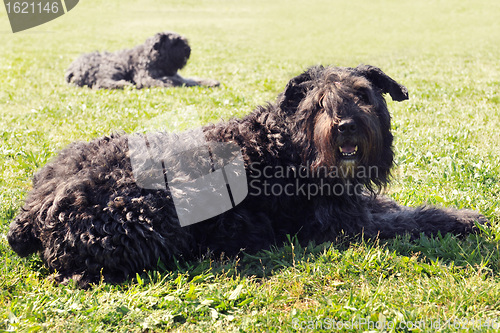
[339,145,358,157]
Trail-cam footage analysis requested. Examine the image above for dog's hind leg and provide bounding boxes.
[7,214,43,257]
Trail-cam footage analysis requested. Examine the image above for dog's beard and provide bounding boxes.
[338,145,359,178]
[339,159,357,178]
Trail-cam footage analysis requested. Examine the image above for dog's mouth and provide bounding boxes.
[338,143,358,159]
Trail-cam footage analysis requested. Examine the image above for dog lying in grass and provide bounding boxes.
[9,65,486,287]
[65,31,220,89]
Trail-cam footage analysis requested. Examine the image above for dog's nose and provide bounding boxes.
[338,119,357,134]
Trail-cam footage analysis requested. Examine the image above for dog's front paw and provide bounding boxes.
[191,77,220,87]
[455,209,489,233]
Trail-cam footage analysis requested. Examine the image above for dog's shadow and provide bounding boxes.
[142,225,498,287]
[235,228,497,279]
[22,223,496,290]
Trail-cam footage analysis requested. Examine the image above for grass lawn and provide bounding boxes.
[1,0,500,331]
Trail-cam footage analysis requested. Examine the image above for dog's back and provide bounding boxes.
[65,51,105,87]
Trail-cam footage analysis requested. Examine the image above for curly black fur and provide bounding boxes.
[9,65,486,287]
[65,31,220,89]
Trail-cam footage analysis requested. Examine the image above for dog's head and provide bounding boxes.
[279,65,408,191]
[146,32,191,75]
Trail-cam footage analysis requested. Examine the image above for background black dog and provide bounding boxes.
[65,31,220,89]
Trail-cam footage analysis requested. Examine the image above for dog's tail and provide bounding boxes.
[7,213,42,257]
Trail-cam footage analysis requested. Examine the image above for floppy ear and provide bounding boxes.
[354,65,409,102]
[153,33,168,51]
[279,66,322,111]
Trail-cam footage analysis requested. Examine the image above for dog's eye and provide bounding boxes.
[357,89,371,104]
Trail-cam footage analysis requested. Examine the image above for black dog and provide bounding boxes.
[65,31,220,89]
[9,65,486,287]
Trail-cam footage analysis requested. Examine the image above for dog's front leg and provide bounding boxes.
[159,74,220,88]
[95,78,133,89]
[365,196,487,239]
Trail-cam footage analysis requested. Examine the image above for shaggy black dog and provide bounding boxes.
[65,31,220,89]
[9,65,486,287]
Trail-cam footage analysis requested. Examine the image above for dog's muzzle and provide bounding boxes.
[337,119,360,160]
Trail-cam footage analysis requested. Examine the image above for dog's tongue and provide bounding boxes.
[340,144,356,154]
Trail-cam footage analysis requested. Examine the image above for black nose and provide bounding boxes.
[338,119,357,134]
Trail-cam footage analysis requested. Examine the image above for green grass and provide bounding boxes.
[1,0,500,331]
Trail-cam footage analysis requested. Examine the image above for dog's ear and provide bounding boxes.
[279,66,322,111]
[354,65,409,102]
[153,33,168,51]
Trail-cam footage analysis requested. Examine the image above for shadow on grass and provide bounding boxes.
[125,222,500,288]
[13,220,500,290]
